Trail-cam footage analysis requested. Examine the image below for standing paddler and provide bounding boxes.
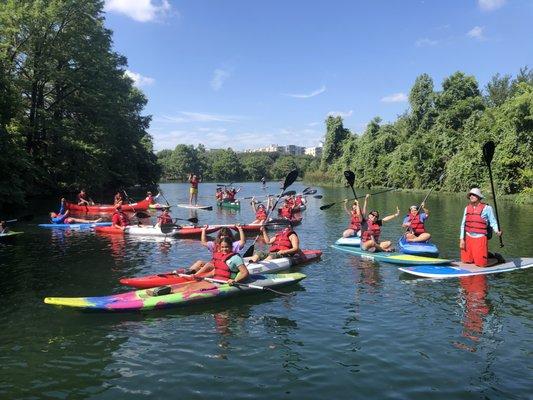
[188,173,201,206]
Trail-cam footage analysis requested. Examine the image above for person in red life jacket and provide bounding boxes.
[361,206,400,252]
[215,188,224,201]
[77,189,93,206]
[193,237,249,285]
[113,192,124,207]
[459,188,501,267]
[294,194,306,208]
[249,225,301,262]
[145,191,154,203]
[402,203,431,242]
[49,209,102,224]
[188,173,201,205]
[155,207,173,227]
[111,205,130,231]
[250,197,270,225]
[342,194,369,238]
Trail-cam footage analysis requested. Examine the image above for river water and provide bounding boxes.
[1,182,531,399]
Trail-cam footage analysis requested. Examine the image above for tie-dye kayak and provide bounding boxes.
[44,273,306,312]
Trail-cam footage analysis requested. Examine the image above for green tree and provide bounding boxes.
[320,116,349,170]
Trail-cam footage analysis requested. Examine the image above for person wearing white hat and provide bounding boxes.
[460,188,502,267]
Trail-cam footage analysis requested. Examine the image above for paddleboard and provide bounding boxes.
[397,236,439,257]
[399,257,533,278]
[335,236,361,246]
[331,244,451,265]
[38,222,112,229]
[175,204,213,211]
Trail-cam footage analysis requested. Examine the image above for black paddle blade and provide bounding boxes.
[283,170,299,190]
[344,170,355,187]
[303,189,317,195]
[243,244,255,258]
[302,186,313,194]
[319,203,335,210]
[160,224,177,234]
[187,217,199,224]
[282,190,296,197]
[313,194,323,199]
[482,141,495,165]
[135,212,151,219]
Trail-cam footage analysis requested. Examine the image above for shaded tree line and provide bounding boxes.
[157,145,318,182]
[0,0,160,210]
[309,69,533,203]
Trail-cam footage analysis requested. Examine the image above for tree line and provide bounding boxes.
[312,69,533,204]
[157,145,318,182]
[0,0,160,210]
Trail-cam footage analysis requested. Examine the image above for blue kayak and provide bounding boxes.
[397,236,439,257]
[38,222,112,229]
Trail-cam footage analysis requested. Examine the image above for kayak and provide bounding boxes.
[66,199,151,214]
[119,249,322,288]
[397,236,439,257]
[331,244,451,265]
[335,236,361,246]
[175,204,213,211]
[217,200,241,209]
[0,231,23,242]
[44,272,306,312]
[399,257,533,279]
[94,225,220,237]
[148,203,168,210]
[38,222,112,229]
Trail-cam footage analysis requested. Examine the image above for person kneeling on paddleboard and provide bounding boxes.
[360,207,400,252]
[342,194,368,238]
[402,203,431,243]
[249,225,301,262]
[192,237,249,286]
[460,188,502,267]
[111,205,130,231]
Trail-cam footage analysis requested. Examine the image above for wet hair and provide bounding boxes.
[216,227,235,243]
[218,237,233,250]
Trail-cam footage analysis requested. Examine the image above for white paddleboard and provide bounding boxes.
[399,257,533,278]
[175,204,213,211]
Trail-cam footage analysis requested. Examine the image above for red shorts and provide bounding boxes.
[461,235,488,267]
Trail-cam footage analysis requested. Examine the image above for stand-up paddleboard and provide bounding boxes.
[175,204,213,211]
[331,244,451,265]
[335,236,361,246]
[399,258,533,278]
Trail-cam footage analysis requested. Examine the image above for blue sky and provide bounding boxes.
[103,0,533,152]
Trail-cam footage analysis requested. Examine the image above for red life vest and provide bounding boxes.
[215,192,223,200]
[112,211,130,227]
[212,251,236,280]
[190,178,199,189]
[361,220,381,242]
[270,228,296,252]
[407,213,426,235]
[464,203,488,235]
[294,196,303,206]
[158,213,172,225]
[256,207,267,221]
[279,206,292,218]
[349,211,361,230]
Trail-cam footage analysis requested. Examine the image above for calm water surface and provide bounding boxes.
[1,182,532,399]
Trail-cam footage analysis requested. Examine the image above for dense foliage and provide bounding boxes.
[157,145,318,183]
[0,0,160,209]
[309,70,533,203]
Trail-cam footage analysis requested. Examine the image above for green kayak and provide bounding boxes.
[217,200,241,209]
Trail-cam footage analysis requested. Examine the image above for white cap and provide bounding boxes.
[468,188,484,199]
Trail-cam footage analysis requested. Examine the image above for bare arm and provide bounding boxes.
[382,206,400,223]
[200,226,209,246]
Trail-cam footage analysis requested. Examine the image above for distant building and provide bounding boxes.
[283,145,305,156]
[244,143,319,156]
[305,146,323,157]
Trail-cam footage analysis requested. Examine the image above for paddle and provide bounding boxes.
[243,169,299,257]
[313,195,323,199]
[241,190,297,201]
[417,172,445,212]
[302,187,313,194]
[202,277,295,297]
[482,141,504,248]
[302,188,317,195]
[319,188,396,210]
[160,217,200,234]
[5,214,34,223]
[344,170,358,199]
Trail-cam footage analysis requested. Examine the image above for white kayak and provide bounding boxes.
[125,225,180,237]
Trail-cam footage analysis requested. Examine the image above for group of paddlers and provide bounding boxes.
[342,187,502,267]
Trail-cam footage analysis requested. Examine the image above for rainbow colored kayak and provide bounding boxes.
[44,273,306,312]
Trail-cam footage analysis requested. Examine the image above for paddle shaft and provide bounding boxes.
[204,277,294,296]
[486,159,504,247]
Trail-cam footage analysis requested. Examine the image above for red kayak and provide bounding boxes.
[119,249,322,288]
[66,198,151,214]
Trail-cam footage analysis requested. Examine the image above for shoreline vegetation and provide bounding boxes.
[1,1,531,212]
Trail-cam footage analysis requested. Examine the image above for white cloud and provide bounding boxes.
[478,0,506,11]
[381,93,408,103]
[415,38,439,47]
[327,110,353,118]
[307,121,320,127]
[125,70,155,87]
[105,0,171,22]
[157,111,245,124]
[283,85,326,99]
[467,26,485,40]
[211,68,231,91]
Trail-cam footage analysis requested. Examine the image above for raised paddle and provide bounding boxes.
[243,169,299,257]
[344,170,358,199]
[482,141,504,248]
[417,172,446,212]
[319,188,397,210]
[241,190,296,201]
[5,214,34,223]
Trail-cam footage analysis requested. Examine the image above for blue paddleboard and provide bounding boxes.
[397,236,439,257]
[331,245,451,265]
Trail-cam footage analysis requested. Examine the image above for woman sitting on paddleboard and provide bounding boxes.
[342,194,368,238]
[360,206,400,252]
[249,224,301,262]
[191,237,249,286]
[402,203,431,243]
[187,226,245,274]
